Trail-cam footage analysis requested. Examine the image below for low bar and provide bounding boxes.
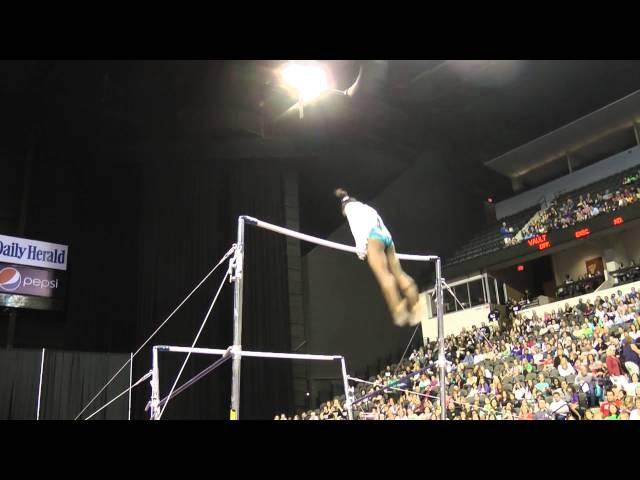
[158,345,341,361]
[351,364,433,406]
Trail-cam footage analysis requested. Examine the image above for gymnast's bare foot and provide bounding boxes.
[393,299,410,327]
[408,294,427,326]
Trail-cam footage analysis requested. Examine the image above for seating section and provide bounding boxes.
[275,283,640,420]
[446,206,538,266]
[445,165,640,267]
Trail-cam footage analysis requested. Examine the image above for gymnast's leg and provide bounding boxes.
[386,244,426,326]
[386,245,418,308]
[366,238,409,326]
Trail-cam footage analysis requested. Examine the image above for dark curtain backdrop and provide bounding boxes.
[0,348,129,420]
[6,130,294,419]
[229,159,294,419]
[130,156,293,419]
[129,149,234,420]
[0,348,41,419]
[40,350,129,420]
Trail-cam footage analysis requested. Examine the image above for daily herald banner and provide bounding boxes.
[0,234,68,271]
[0,263,65,298]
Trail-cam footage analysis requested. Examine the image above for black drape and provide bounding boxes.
[8,136,294,419]
[40,350,129,420]
[228,159,294,419]
[0,348,41,420]
[128,156,293,420]
[0,348,129,420]
[129,152,234,420]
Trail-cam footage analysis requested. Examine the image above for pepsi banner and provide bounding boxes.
[0,263,66,299]
[0,234,68,271]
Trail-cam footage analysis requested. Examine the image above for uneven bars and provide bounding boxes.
[145,349,233,413]
[156,345,342,361]
[231,215,442,420]
[242,216,439,262]
[350,364,433,406]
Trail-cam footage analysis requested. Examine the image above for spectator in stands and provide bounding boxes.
[600,389,621,417]
[533,373,549,395]
[556,356,575,378]
[623,373,640,397]
[280,282,640,420]
[631,397,640,420]
[517,402,534,420]
[508,298,520,319]
[533,397,549,420]
[532,346,544,365]
[549,390,570,420]
[622,335,640,376]
[606,346,625,382]
[605,404,620,420]
[500,222,514,245]
[575,365,596,407]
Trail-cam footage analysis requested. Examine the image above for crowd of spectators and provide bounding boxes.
[275,284,640,420]
[611,261,640,286]
[555,273,605,299]
[500,168,640,247]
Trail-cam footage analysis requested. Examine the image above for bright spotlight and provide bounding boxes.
[280,62,330,102]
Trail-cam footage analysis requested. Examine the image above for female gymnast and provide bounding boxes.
[335,188,426,326]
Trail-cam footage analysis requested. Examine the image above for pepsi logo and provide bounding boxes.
[0,267,22,291]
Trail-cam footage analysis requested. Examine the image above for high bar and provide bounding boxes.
[241,216,439,262]
[155,345,342,361]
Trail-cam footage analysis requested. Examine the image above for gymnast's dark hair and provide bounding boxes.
[334,188,357,202]
[335,188,356,213]
[334,188,349,200]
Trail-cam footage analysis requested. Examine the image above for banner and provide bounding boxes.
[0,263,66,298]
[0,234,68,271]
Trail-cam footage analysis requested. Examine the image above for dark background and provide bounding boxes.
[2,60,640,418]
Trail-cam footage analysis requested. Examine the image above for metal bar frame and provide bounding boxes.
[128,352,133,421]
[235,216,444,420]
[150,344,351,420]
[36,347,45,420]
[150,215,443,420]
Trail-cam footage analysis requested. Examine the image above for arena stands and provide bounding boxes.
[611,263,640,286]
[555,272,605,299]
[276,282,640,420]
[447,206,538,266]
[518,165,640,241]
[446,165,640,267]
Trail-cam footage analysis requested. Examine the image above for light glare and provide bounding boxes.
[281,62,329,102]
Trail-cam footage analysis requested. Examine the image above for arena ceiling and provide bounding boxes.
[3,60,640,243]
